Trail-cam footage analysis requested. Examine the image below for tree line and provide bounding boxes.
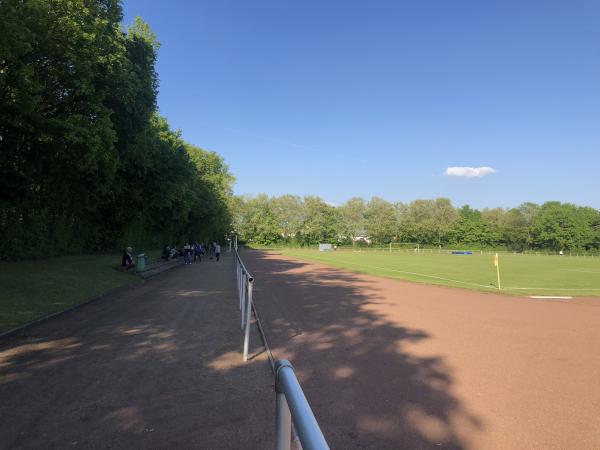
[233,195,600,252]
[0,1,233,260]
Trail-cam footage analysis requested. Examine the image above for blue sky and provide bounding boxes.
[122,0,600,209]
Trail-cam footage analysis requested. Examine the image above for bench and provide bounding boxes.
[139,257,181,279]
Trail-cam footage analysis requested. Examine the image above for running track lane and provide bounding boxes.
[244,250,600,450]
[0,254,273,449]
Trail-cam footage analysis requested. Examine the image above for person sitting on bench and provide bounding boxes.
[161,245,171,261]
[122,246,135,268]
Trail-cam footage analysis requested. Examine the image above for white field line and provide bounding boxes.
[529,296,573,299]
[505,286,600,291]
[299,254,498,290]
[290,252,600,293]
[559,269,600,274]
[526,296,573,303]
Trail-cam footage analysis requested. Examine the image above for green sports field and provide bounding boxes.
[275,248,600,297]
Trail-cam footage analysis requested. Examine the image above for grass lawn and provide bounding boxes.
[275,248,600,297]
[0,254,142,333]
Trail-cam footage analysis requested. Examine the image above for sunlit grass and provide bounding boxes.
[276,249,600,297]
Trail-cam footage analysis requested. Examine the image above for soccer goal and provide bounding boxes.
[389,242,420,253]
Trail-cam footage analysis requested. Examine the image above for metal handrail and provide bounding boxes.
[275,360,329,450]
[235,251,253,280]
[233,240,327,449]
[235,247,254,361]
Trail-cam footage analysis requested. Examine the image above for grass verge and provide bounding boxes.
[0,254,142,333]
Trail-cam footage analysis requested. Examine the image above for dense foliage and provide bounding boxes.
[234,195,600,252]
[0,1,233,259]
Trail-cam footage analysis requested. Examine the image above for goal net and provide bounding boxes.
[389,242,420,253]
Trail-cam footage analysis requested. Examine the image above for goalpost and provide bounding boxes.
[389,242,420,253]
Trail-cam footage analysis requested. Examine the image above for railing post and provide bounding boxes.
[275,361,293,450]
[241,273,246,329]
[275,359,329,450]
[238,264,242,310]
[238,266,243,311]
[243,278,253,361]
[276,392,292,450]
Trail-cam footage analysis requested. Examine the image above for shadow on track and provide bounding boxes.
[0,255,273,449]
[245,250,484,449]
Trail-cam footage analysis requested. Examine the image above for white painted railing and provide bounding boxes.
[275,360,329,450]
[235,248,254,362]
[233,241,328,449]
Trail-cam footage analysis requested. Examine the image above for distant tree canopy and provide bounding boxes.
[0,1,233,259]
[233,195,600,252]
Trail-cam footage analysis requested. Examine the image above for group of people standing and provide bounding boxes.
[121,242,224,270]
[162,241,222,264]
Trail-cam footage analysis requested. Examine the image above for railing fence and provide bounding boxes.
[275,360,329,450]
[235,249,254,362]
[233,242,329,450]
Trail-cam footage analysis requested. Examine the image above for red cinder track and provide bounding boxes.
[244,250,600,450]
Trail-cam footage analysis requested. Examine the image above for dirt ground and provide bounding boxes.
[243,250,600,450]
[0,253,274,450]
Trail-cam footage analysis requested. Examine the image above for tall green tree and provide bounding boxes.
[481,208,507,247]
[532,202,596,251]
[364,197,397,244]
[338,197,367,245]
[401,200,437,244]
[271,195,304,241]
[0,1,235,259]
[450,206,490,246]
[297,197,339,245]
[234,195,280,245]
[432,198,458,246]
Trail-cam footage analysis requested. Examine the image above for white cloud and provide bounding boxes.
[444,166,496,178]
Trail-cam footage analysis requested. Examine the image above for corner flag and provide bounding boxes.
[494,253,501,289]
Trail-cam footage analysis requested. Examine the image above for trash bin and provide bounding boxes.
[136,254,146,272]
